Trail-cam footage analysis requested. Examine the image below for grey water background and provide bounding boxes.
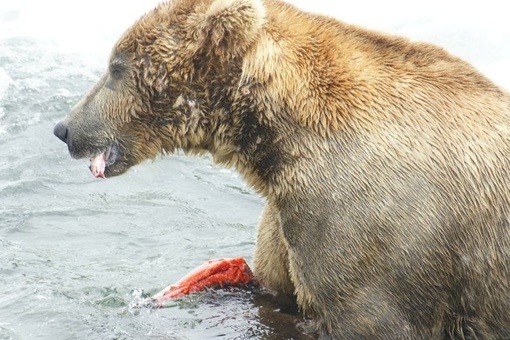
[0,1,509,339]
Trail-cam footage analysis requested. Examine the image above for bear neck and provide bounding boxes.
[185,61,289,198]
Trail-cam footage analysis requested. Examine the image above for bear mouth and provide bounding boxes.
[89,144,119,178]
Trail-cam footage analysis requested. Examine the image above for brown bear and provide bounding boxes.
[53,0,510,338]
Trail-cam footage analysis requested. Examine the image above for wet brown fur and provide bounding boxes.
[55,0,510,338]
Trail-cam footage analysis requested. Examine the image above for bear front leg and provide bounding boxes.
[253,202,297,309]
[280,207,434,339]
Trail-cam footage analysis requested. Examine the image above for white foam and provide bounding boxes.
[0,0,163,57]
[0,68,12,102]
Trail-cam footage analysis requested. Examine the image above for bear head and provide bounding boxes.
[53,0,266,178]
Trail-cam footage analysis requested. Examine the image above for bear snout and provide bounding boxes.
[53,121,68,144]
[53,120,79,156]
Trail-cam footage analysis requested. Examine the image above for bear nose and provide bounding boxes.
[53,121,69,143]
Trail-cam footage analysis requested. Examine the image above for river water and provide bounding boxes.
[0,1,509,339]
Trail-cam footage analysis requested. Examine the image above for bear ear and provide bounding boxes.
[185,0,266,60]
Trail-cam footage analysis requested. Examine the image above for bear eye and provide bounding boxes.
[110,61,125,80]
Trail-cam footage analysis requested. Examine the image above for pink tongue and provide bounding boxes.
[90,153,106,178]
